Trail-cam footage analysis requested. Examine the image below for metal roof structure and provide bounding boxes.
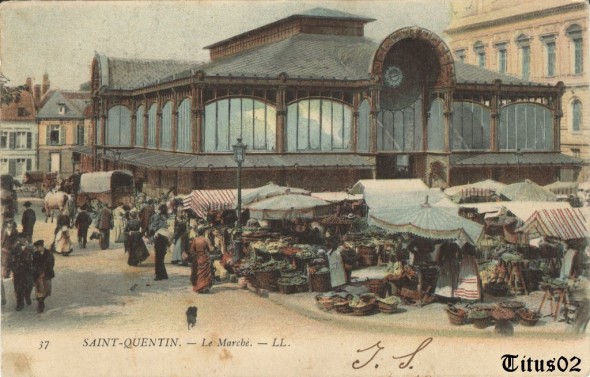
[451,152,583,167]
[96,148,375,170]
[97,33,542,91]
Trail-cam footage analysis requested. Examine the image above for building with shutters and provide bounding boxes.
[0,77,43,181]
[78,7,582,196]
[444,0,589,182]
[37,90,90,178]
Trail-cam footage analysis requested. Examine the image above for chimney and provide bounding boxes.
[33,84,41,106]
[42,73,50,96]
[25,77,32,92]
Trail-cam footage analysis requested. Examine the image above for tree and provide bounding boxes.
[0,84,26,106]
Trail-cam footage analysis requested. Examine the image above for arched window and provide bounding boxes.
[452,102,491,150]
[135,105,144,147]
[177,98,191,152]
[357,99,370,153]
[106,105,131,146]
[377,98,422,152]
[427,99,445,151]
[160,101,172,150]
[286,99,351,152]
[572,99,582,132]
[203,98,276,152]
[147,103,157,148]
[499,103,553,150]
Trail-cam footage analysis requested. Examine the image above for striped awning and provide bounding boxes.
[517,208,587,241]
[182,189,237,219]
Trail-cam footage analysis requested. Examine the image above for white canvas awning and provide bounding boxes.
[79,170,133,193]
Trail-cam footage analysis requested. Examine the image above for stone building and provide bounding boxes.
[37,90,90,178]
[445,0,589,182]
[77,7,581,196]
[0,76,44,181]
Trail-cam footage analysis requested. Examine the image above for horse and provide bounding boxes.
[43,191,70,223]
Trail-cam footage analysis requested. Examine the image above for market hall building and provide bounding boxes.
[76,8,582,197]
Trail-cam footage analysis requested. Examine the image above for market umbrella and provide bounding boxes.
[499,179,557,202]
[444,179,506,203]
[543,180,578,196]
[239,182,311,207]
[368,201,483,244]
[247,194,333,220]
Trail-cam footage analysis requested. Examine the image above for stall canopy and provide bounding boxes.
[247,194,333,220]
[368,202,483,244]
[543,180,579,196]
[349,179,428,195]
[365,188,456,213]
[444,179,506,202]
[311,192,363,202]
[499,179,557,202]
[517,208,587,241]
[79,170,133,193]
[239,183,310,207]
[460,201,573,223]
[183,189,255,219]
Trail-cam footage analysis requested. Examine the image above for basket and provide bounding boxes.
[377,300,399,314]
[492,306,516,321]
[516,308,540,327]
[362,279,389,298]
[253,269,280,291]
[315,295,336,311]
[445,307,467,325]
[499,301,525,311]
[473,317,491,329]
[310,272,332,292]
[350,302,375,316]
[334,301,352,313]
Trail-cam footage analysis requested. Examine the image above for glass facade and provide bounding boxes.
[452,102,491,151]
[203,98,276,152]
[286,99,351,152]
[499,103,553,150]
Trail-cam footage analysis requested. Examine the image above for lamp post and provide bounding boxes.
[232,138,247,262]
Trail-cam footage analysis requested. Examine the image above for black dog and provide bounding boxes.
[186,306,198,330]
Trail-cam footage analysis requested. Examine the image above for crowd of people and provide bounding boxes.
[1,192,226,313]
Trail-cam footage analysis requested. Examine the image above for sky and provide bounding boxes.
[0,0,452,91]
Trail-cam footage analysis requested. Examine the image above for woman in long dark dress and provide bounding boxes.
[124,211,149,266]
[153,228,170,281]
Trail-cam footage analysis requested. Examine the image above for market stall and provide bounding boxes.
[498,179,557,202]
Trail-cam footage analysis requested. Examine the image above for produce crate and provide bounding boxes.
[310,271,332,292]
[362,279,389,298]
[277,282,298,294]
[253,269,280,291]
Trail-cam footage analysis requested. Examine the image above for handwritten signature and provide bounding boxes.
[352,337,433,370]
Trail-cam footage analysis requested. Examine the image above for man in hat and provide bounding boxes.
[8,232,34,311]
[97,203,114,250]
[21,201,36,243]
[74,205,92,248]
[32,240,54,313]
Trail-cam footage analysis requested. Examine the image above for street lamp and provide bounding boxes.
[232,138,247,262]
